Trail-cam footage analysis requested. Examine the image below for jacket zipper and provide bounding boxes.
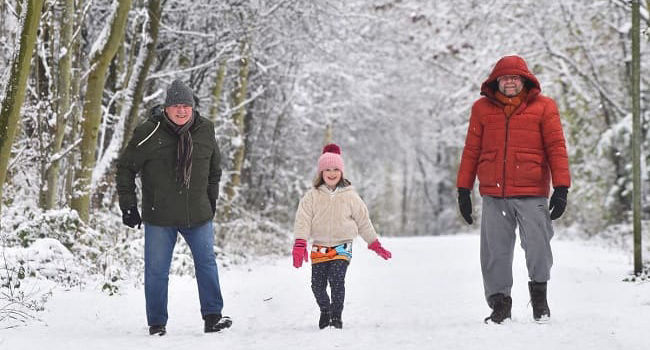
[185,111,199,227]
[329,189,334,240]
[501,101,527,198]
[502,112,510,198]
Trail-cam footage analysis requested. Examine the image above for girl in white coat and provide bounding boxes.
[292,143,392,329]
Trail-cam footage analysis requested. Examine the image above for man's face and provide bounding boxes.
[165,104,193,125]
[322,168,342,189]
[497,75,524,97]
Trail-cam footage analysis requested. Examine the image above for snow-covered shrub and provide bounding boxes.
[0,239,61,328]
[87,210,145,295]
[0,206,144,297]
[165,204,291,277]
[214,205,291,266]
[8,209,82,249]
[3,209,84,288]
[216,214,290,266]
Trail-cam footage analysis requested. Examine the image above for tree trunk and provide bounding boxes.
[209,59,227,123]
[122,0,162,148]
[40,0,74,209]
[0,0,45,213]
[631,0,643,274]
[222,41,250,219]
[0,2,5,40]
[71,0,132,222]
[64,8,83,207]
[323,123,333,145]
[93,0,161,192]
[93,0,162,210]
[36,7,53,209]
[401,156,408,233]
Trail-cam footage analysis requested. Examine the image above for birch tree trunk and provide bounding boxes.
[222,41,250,219]
[64,15,82,206]
[0,0,45,213]
[209,60,227,123]
[323,123,333,145]
[35,7,54,210]
[92,0,161,208]
[631,0,642,274]
[71,0,132,222]
[401,157,408,233]
[40,0,74,209]
[122,0,162,148]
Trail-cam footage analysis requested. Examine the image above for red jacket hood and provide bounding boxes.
[480,55,541,101]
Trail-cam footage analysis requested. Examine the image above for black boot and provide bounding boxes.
[484,293,512,324]
[330,312,343,329]
[149,325,166,336]
[529,281,550,321]
[204,313,233,333]
[318,311,331,329]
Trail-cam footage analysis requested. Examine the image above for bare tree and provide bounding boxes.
[631,0,642,274]
[40,0,75,210]
[71,0,132,222]
[0,0,45,213]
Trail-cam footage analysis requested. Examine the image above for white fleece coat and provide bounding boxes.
[293,185,378,247]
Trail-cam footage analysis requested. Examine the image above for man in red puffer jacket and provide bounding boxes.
[456,55,571,324]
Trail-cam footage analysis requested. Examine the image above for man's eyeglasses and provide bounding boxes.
[497,75,522,83]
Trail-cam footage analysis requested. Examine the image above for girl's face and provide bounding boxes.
[322,168,342,189]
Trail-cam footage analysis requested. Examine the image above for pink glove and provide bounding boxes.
[292,239,309,268]
[368,239,392,260]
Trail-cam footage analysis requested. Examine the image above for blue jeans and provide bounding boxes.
[144,220,223,326]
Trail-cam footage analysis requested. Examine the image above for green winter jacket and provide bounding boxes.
[116,106,221,227]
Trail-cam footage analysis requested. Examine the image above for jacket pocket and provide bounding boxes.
[151,190,170,218]
[189,143,212,192]
[514,152,544,187]
[477,151,497,187]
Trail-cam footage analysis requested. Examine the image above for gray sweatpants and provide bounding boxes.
[480,196,554,301]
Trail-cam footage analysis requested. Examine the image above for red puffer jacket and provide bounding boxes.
[456,55,571,197]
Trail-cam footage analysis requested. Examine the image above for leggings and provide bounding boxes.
[311,259,349,316]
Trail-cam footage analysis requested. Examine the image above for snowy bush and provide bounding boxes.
[214,205,291,267]
[216,216,290,264]
[2,209,84,288]
[87,210,146,295]
[7,209,83,249]
[0,239,64,329]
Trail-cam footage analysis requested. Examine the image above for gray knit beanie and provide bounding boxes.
[164,79,194,108]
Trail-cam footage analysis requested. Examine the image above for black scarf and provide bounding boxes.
[164,112,195,188]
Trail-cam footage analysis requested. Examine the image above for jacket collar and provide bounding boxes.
[150,104,204,133]
[317,184,353,195]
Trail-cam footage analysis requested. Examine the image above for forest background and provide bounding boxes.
[0,0,648,327]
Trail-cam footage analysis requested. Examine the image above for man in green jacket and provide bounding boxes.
[116,79,230,335]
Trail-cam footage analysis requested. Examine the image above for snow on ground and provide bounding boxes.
[1,234,649,350]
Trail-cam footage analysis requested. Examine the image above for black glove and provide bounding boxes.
[122,206,142,228]
[458,188,473,225]
[549,187,568,220]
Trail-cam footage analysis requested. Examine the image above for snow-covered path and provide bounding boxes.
[2,234,649,350]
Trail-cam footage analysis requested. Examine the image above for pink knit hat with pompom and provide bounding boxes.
[318,143,344,173]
